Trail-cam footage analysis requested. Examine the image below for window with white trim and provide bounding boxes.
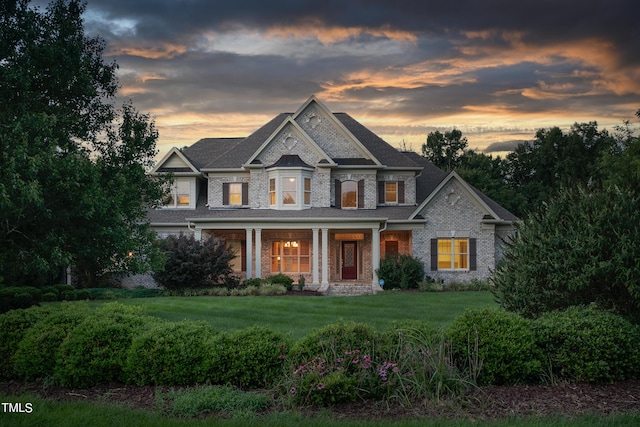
[341,180,357,208]
[271,241,310,273]
[268,171,312,210]
[437,238,468,270]
[165,177,191,208]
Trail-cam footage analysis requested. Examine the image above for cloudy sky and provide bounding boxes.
[72,0,639,158]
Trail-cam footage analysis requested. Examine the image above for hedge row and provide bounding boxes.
[1,303,639,405]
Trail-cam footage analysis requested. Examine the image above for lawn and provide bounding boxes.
[81,290,497,338]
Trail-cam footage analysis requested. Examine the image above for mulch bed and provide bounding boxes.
[3,380,640,421]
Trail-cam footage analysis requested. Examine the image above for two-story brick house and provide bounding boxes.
[147,96,517,294]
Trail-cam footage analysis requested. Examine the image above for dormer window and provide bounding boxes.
[165,177,192,208]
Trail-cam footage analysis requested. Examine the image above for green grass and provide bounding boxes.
[2,394,639,427]
[78,291,496,338]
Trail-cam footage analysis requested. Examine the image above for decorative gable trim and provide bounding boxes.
[293,95,383,167]
[151,147,200,175]
[244,116,336,167]
[409,171,500,220]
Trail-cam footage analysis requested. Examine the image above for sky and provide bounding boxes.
[69,0,640,158]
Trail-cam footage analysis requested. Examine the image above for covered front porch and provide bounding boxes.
[189,217,392,293]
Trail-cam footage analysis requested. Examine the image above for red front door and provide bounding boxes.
[341,241,358,280]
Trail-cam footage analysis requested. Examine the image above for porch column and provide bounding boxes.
[321,228,329,289]
[254,228,262,279]
[193,227,202,241]
[312,228,319,285]
[245,228,253,279]
[371,226,381,290]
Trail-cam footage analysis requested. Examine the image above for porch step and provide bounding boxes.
[324,283,377,296]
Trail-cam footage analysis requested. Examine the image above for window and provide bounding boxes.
[271,241,310,273]
[223,182,248,206]
[269,178,276,205]
[229,183,242,205]
[282,177,297,205]
[268,172,312,209]
[341,180,357,208]
[304,177,311,206]
[378,180,405,204]
[165,178,190,208]
[431,238,477,271]
[385,182,397,203]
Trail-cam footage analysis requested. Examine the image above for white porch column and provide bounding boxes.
[320,228,329,290]
[371,226,381,291]
[245,228,253,279]
[254,228,262,279]
[193,227,202,241]
[312,228,319,285]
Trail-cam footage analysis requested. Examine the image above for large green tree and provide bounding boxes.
[0,0,165,286]
[421,128,468,171]
[492,184,640,322]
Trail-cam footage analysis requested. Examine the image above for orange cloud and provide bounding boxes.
[106,42,188,59]
[264,20,417,44]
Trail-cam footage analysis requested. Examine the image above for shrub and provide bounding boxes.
[153,233,235,289]
[285,321,380,405]
[0,286,43,312]
[535,306,640,383]
[266,273,294,291]
[210,326,292,388]
[13,304,90,380]
[447,308,543,385]
[492,185,640,322]
[125,320,218,385]
[258,283,287,296]
[377,254,425,289]
[54,303,156,387]
[0,305,55,378]
[41,292,59,302]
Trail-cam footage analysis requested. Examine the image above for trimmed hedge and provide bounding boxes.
[447,308,543,385]
[210,326,292,388]
[125,320,218,385]
[13,304,90,381]
[535,306,640,383]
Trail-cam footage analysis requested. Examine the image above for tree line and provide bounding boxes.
[422,116,640,218]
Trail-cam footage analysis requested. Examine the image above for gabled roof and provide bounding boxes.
[151,147,200,175]
[410,170,517,222]
[244,115,335,167]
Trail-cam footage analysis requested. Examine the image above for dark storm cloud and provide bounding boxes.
[65,0,639,152]
[484,140,527,153]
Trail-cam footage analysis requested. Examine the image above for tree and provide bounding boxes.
[503,123,615,213]
[0,0,166,286]
[422,129,468,171]
[457,150,527,217]
[492,185,640,322]
[153,234,236,290]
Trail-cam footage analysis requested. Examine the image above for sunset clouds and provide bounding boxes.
[71,0,639,157]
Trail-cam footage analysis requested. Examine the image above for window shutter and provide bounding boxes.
[469,238,477,271]
[378,181,385,204]
[357,179,365,208]
[430,239,438,271]
[334,180,342,208]
[398,181,405,204]
[222,183,229,205]
[241,182,249,206]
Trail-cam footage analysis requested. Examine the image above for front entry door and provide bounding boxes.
[341,241,358,280]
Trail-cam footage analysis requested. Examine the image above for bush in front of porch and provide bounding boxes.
[377,254,425,290]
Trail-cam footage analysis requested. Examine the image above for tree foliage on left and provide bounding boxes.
[0,0,166,286]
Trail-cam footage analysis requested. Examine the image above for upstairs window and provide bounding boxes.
[341,180,357,208]
[378,181,405,204]
[223,182,248,206]
[335,179,365,209]
[165,178,191,208]
[283,177,297,205]
[268,171,312,210]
